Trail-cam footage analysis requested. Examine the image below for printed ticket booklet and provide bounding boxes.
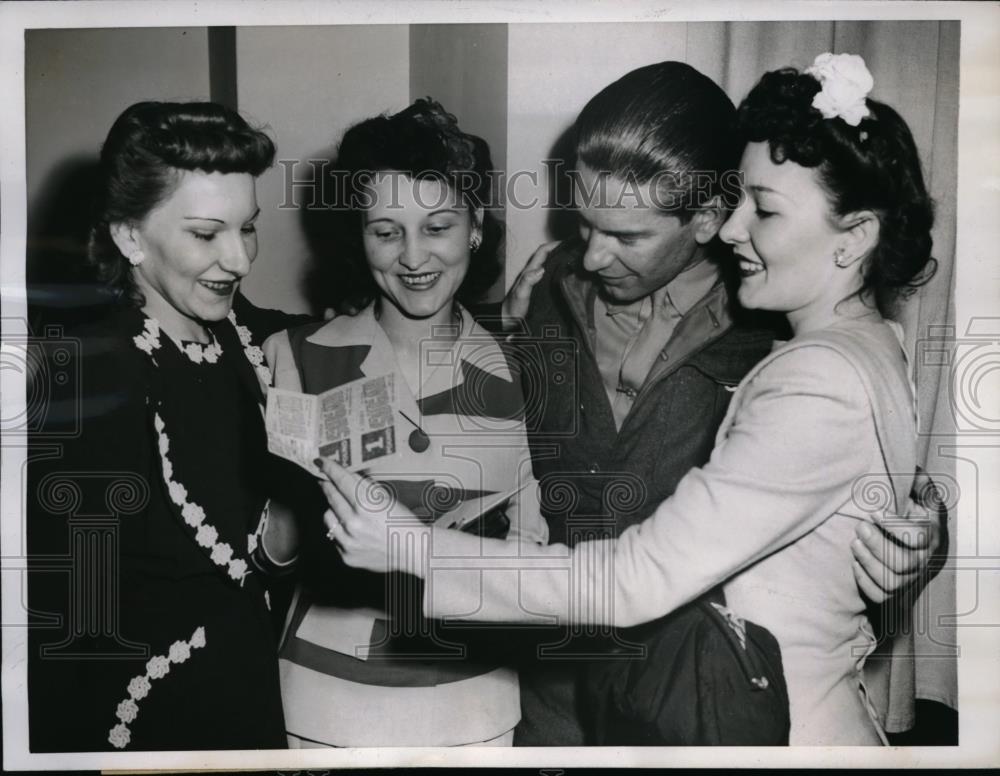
[266,372,400,475]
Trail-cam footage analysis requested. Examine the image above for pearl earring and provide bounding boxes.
[128,250,145,267]
[469,232,482,252]
[833,248,849,268]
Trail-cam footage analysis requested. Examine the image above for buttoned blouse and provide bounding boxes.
[595,258,720,429]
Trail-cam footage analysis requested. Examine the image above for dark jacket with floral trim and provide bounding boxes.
[26,295,307,752]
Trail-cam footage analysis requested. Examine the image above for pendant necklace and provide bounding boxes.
[383,303,463,456]
[398,409,431,453]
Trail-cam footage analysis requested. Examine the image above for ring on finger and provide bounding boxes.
[325,510,340,541]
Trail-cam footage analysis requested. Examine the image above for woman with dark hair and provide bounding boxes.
[262,98,547,747]
[319,101,504,317]
[321,55,938,745]
[28,101,302,751]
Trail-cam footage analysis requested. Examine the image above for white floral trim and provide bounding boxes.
[131,313,270,588]
[155,412,250,584]
[804,52,874,127]
[182,337,222,364]
[132,317,161,356]
[133,315,224,365]
[108,626,207,749]
[228,309,273,387]
[133,309,270,385]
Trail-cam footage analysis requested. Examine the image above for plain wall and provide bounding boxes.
[409,24,508,174]
[504,23,696,285]
[409,24,508,300]
[25,28,211,319]
[25,28,211,210]
[235,25,410,315]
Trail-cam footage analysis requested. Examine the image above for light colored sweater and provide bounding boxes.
[267,305,547,746]
[422,317,916,745]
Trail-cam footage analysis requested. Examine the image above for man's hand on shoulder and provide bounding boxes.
[499,241,561,331]
[851,467,947,605]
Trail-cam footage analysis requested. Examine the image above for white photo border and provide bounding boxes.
[2,0,998,770]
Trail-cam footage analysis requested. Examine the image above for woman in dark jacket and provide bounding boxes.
[27,101,303,752]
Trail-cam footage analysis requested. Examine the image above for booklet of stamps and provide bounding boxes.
[266,372,400,475]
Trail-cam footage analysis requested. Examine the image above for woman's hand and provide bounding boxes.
[851,468,946,604]
[316,457,430,577]
[499,241,559,330]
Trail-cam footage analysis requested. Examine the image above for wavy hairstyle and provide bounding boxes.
[89,101,275,305]
[324,98,502,314]
[736,67,936,312]
[574,61,740,221]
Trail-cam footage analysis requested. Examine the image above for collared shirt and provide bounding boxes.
[595,258,720,430]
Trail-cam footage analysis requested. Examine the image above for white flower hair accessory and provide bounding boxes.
[804,52,874,127]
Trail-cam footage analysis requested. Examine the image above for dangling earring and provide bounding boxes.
[833,247,849,268]
[469,231,482,252]
[128,250,145,267]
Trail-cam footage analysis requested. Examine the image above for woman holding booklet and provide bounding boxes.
[261,98,548,747]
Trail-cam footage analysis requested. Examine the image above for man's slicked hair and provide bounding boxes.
[574,61,739,220]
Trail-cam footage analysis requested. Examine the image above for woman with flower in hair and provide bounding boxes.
[262,99,547,747]
[320,55,937,745]
[28,101,307,751]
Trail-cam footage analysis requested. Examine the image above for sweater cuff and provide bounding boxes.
[250,540,298,577]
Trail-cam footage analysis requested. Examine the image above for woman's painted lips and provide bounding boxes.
[399,271,442,289]
[200,279,237,295]
[737,258,765,277]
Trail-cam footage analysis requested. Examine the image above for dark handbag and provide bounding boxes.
[586,590,790,746]
[457,501,511,539]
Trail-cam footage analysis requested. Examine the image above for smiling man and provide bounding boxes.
[517,61,767,549]
[500,60,781,747]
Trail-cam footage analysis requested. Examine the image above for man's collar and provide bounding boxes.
[598,257,721,320]
[664,258,721,317]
